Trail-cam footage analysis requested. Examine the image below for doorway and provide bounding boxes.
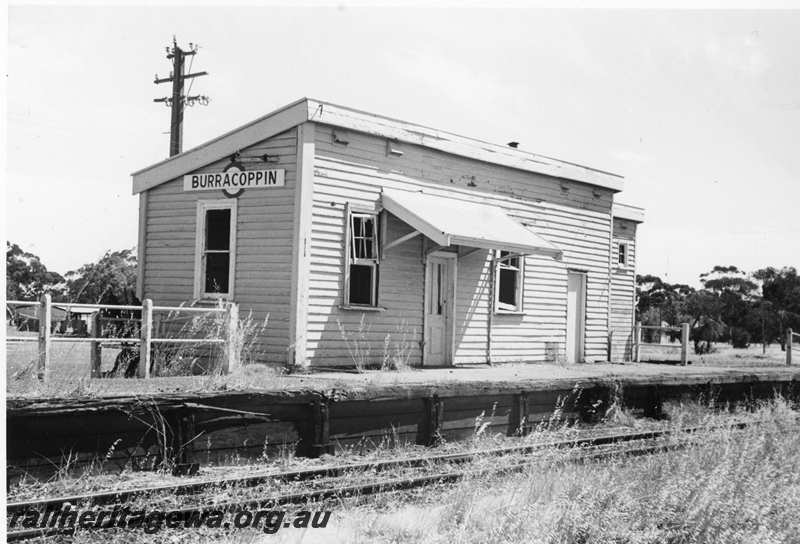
[566,271,586,363]
[424,253,456,366]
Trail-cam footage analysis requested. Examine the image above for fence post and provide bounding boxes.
[787,328,793,366]
[138,299,153,379]
[225,303,239,374]
[152,312,162,376]
[37,293,51,381]
[607,330,614,362]
[90,312,102,378]
[680,323,690,366]
[634,322,641,363]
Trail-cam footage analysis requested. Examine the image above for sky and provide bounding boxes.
[5,6,800,286]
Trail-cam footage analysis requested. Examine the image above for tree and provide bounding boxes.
[64,248,139,305]
[684,289,726,354]
[6,242,64,301]
[636,275,694,342]
[753,267,800,349]
[700,265,759,341]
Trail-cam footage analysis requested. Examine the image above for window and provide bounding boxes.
[344,207,380,306]
[194,200,236,299]
[618,242,628,266]
[495,250,524,312]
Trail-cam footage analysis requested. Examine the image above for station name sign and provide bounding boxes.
[183,168,285,192]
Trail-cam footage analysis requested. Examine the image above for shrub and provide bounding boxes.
[731,327,751,349]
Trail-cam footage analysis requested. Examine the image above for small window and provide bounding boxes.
[345,208,379,306]
[195,200,236,299]
[495,251,524,312]
[618,242,628,266]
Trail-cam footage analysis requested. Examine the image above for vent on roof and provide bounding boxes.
[507,141,519,148]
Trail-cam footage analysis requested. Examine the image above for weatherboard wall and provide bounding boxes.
[609,217,637,361]
[305,123,615,366]
[141,128,298,364]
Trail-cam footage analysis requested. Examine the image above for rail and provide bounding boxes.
[6,295,238,380]
[5,419,783,541]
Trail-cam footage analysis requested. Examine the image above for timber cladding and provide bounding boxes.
[307,123,615,366]
[135,99,640,368]
[610,217,637,361]
[142,128,298,364]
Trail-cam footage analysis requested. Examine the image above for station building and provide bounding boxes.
[131,98,644,368]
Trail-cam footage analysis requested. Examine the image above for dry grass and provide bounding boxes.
[8,400,800,543]
[336,316,417,372]
[639,341,789,366]
[5,307,281,398]
[334,400,800,544]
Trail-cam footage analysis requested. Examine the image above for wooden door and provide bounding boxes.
[424,256,453,366]
[566,271,586,363]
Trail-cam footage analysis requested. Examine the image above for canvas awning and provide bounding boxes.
[381,189,563,258]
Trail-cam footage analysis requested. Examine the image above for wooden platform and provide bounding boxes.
[7,363,800,479]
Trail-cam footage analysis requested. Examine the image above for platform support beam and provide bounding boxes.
[170,408,199,476]
[787,328,793,366]
[297,399,332,458]
[634,322,641,362]
[417,395,444,447]
[507,392,529,436]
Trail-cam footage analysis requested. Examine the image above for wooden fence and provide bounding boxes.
[630,324,796,366]
[6,294,239,380]
[633,322,691,365]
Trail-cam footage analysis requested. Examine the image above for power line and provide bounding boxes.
[153,36,210,157]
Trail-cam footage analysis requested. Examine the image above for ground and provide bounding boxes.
[5,338,796,400]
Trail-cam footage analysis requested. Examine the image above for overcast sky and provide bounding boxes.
[6,6,799,286]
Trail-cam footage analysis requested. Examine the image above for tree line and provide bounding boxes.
[6,242,138,305]
[637,265,800,354]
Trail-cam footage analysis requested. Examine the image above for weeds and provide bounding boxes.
[338,315,416,372]
[382,320,415,371]
[336,399,800,544]
[337,314,372,372]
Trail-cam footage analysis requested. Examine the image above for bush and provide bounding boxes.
[731,327,751,349]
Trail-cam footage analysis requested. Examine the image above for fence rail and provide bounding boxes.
[633,322,690,365]
[628,323,796,367]
[6,294,239,381]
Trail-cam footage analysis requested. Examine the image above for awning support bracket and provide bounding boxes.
[383,230,422,253]
[457,247,482,260]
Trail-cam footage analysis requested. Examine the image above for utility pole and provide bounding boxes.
[154,37,209,157]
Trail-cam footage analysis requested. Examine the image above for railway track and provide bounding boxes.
[4,420,777,541]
